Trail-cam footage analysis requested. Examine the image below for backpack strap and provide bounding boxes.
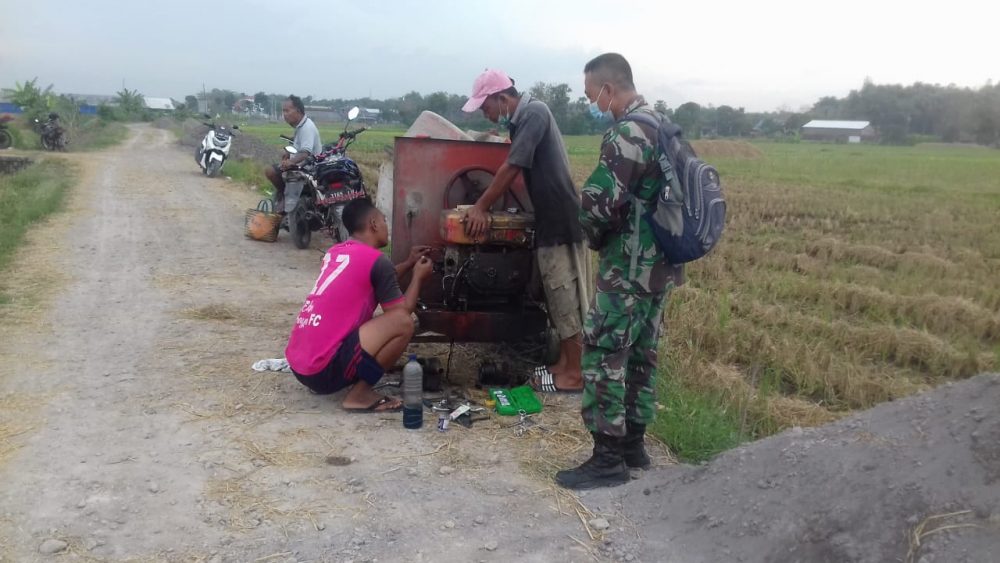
[620,112,662,280]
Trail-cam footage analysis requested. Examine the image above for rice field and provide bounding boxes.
[239,122,1000,453]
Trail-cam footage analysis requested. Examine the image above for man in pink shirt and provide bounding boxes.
[285,198,433,412]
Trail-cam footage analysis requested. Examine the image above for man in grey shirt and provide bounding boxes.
[462,69,589,393]
[264,94,322,213]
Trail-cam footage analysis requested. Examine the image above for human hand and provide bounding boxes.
[463,207,490,239]
[413,256,433,282]
[408,245,432,265]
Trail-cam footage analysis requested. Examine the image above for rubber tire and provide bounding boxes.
[41,135,54,151]
[289,202,312,249]
[0,130,12,150]
[206,160,222,178]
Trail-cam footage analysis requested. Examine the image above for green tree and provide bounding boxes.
[529,82,572,131]
[424,91,450,118]
[397,91,424,125]
[10,78,56,121]
[673,102,702,138]
[115,87,145,117]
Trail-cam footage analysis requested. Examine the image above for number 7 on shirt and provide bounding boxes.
[310,253,350,296]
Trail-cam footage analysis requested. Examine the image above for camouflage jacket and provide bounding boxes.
[580,96,679,294]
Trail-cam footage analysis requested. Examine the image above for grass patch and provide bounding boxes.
[221,157,268,191]
[0,159,76,273]
[70,119,129,151]
[651,375,746,463]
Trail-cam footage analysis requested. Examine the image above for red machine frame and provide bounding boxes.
[391,137,548,343]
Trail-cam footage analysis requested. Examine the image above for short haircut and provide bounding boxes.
[286,94,305,114]
[584,53,635,90]
[342,197,377,235]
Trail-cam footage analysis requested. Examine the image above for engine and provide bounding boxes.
[439,208,535,311]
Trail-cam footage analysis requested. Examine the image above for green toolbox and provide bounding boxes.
[489,385,543,416]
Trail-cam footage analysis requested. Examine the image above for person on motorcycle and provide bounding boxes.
[263,95,322,213]
[42,113,65,147]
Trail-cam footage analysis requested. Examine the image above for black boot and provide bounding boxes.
[555,432,629,490]
[623,421,651,469]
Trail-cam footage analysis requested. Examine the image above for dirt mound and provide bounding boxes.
[584,373,1000,563]
[690,140,763,159]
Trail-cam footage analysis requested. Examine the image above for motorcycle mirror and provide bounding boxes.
[347,107,360,121]
[284,146,298,155]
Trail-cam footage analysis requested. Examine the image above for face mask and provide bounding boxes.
[497,101,511,130]
[588,86,614,125]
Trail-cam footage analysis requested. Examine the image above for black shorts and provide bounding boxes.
[293,329,384,394]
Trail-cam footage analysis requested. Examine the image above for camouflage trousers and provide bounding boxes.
[581,291,669,437]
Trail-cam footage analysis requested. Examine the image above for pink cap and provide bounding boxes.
[462,69,514,112]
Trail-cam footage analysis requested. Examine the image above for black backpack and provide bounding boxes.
[625,112,726,264]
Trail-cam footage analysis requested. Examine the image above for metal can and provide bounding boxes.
[437,412,449,432]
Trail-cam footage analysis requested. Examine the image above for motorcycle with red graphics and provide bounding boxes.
[280,107,369,249]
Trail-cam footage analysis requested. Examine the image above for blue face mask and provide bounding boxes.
[588,86,614,125]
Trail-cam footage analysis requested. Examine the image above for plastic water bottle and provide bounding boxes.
[403,354,423,429]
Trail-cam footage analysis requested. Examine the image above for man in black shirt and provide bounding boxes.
[461,69,589,392]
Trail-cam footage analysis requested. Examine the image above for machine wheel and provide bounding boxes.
[41,135,54,151]
[289,202,312,249]
[207,160,222,178]
[0,130,12,150]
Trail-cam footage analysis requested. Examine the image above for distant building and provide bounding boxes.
[144,97,176,111]
[304,105,341,123]
[801,120,876,143]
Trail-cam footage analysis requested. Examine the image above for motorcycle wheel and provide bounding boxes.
[0,130,11,150]
[289,202,312,249]
[41,135,54,151]
[207,160,222,178]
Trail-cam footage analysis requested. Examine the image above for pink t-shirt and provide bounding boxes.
[285,241,404,375]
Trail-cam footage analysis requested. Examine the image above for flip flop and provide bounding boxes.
[344,396,403,413]
[531,367,583,394]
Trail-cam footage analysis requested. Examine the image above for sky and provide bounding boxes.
[1,0,996,113]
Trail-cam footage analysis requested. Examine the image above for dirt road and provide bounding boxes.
[0,125,607,562]
[2,125,998,563]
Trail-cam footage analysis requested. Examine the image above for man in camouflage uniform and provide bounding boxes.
[556,53,681,490]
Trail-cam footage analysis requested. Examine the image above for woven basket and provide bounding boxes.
[244,199,280,242]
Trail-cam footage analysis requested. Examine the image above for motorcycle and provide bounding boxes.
[195,115,238,177]
[0,115,13,150]
[281,106,369,249]
[33,113,67,151]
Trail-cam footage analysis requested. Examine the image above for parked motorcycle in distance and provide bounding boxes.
[0,115,13,150]
[281,106,369,248]
[195,114,238,177]
[33,113,67,151]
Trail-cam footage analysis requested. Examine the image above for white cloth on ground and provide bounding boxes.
[252,358,291,373]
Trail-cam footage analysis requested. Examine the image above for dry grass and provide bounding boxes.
[0,394,40,464]
[905,510,986,563]
[236,130,1000,448]
[653,142,1000,438]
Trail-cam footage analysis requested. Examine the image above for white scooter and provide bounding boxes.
[195,115,238,177]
